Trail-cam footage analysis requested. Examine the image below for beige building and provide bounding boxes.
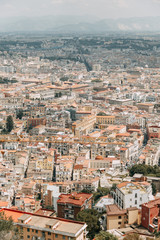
[0,208,87,240]
[106,204,140,230]
[96,115,115,125]
[137,103,154,113]
[90,156,121,169]
[72,115,96,138]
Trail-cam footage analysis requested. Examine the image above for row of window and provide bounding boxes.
[27,229,66,239]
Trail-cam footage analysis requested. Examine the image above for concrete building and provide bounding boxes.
[43,185,61,212]
[141,198,160,232]
[94,195,114,213]
[109,99,133,106]
[113,181,153,209]
[90,156,121,169]
[0,208,87,240]
[106,204,140,230]
[57,192,93,220]
[72,115,96,138]
[137,103,154,113]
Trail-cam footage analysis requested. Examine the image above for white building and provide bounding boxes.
[94,195,114,213]
[113,181,153,209]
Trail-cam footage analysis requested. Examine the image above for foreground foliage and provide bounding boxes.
[0,212,20,240]
[76,209,101,239]
[95,231,118,240]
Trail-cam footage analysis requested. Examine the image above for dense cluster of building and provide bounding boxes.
[0,34,160,239]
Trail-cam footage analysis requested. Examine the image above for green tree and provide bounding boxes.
[1,128,8,134]
[152,182,157,196]
[0,212,20,240]
[16,109,23,119]
[92,79,102,83]
[27,124,33,133]
[93,187,110,203]
[129,164,160,177]
[129,164,147,176]
[76,209,101,239]
[95,231,118,240]
[60,76,69,82]
[97,112,107,116]
[80,189,93,194]
[6,115,14,132]
[44,205,55,211]
[110,184,117,192]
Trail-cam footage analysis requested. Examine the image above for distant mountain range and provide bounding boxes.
[0,15,160,33]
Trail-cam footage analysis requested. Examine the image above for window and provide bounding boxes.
[32,229,34,232]
[36,230,38,234]
[135,200,137,204]
[48,232,51,235]
[135,193,137,198]
[27,228,30,232]
[27,236,30,239]
[63,236,65,240]
[140,197,142,201]
[118,216,121,219]
[118,222,121,225]
[55,234,58,238]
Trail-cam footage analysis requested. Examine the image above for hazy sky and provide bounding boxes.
[0,0,160,19]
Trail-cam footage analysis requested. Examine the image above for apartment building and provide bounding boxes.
[147,125,160,139]
[27,117,46,128]
[113,181,152,209]
[0,208,87,240]
[139,139,160,166]
[43,185,61,212]
[106,204,140,230]
[90,156,121,169]
[137,103,154,113]
[57,192,93,220]
[96,115,115,126]
[141,198,160,232]
[72,115,96,138]
[109,99,133,106]
[73,165,88,181]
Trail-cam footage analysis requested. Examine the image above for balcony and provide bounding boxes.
[153,217,158,228]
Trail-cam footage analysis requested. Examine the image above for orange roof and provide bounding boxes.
[0,209,23,222]
[117,182,130,188]
[95,155,104,160]
[116,133,130,137]
[128,129,141,132]
[0,201,8,207]
[74,165,83,170]
[120,147,128,151]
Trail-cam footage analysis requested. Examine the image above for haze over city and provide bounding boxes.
[0,0,160,19]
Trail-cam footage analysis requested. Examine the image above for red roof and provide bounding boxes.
[57,193,93,206]
[142,198,160,209]
[74,165,83,170]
